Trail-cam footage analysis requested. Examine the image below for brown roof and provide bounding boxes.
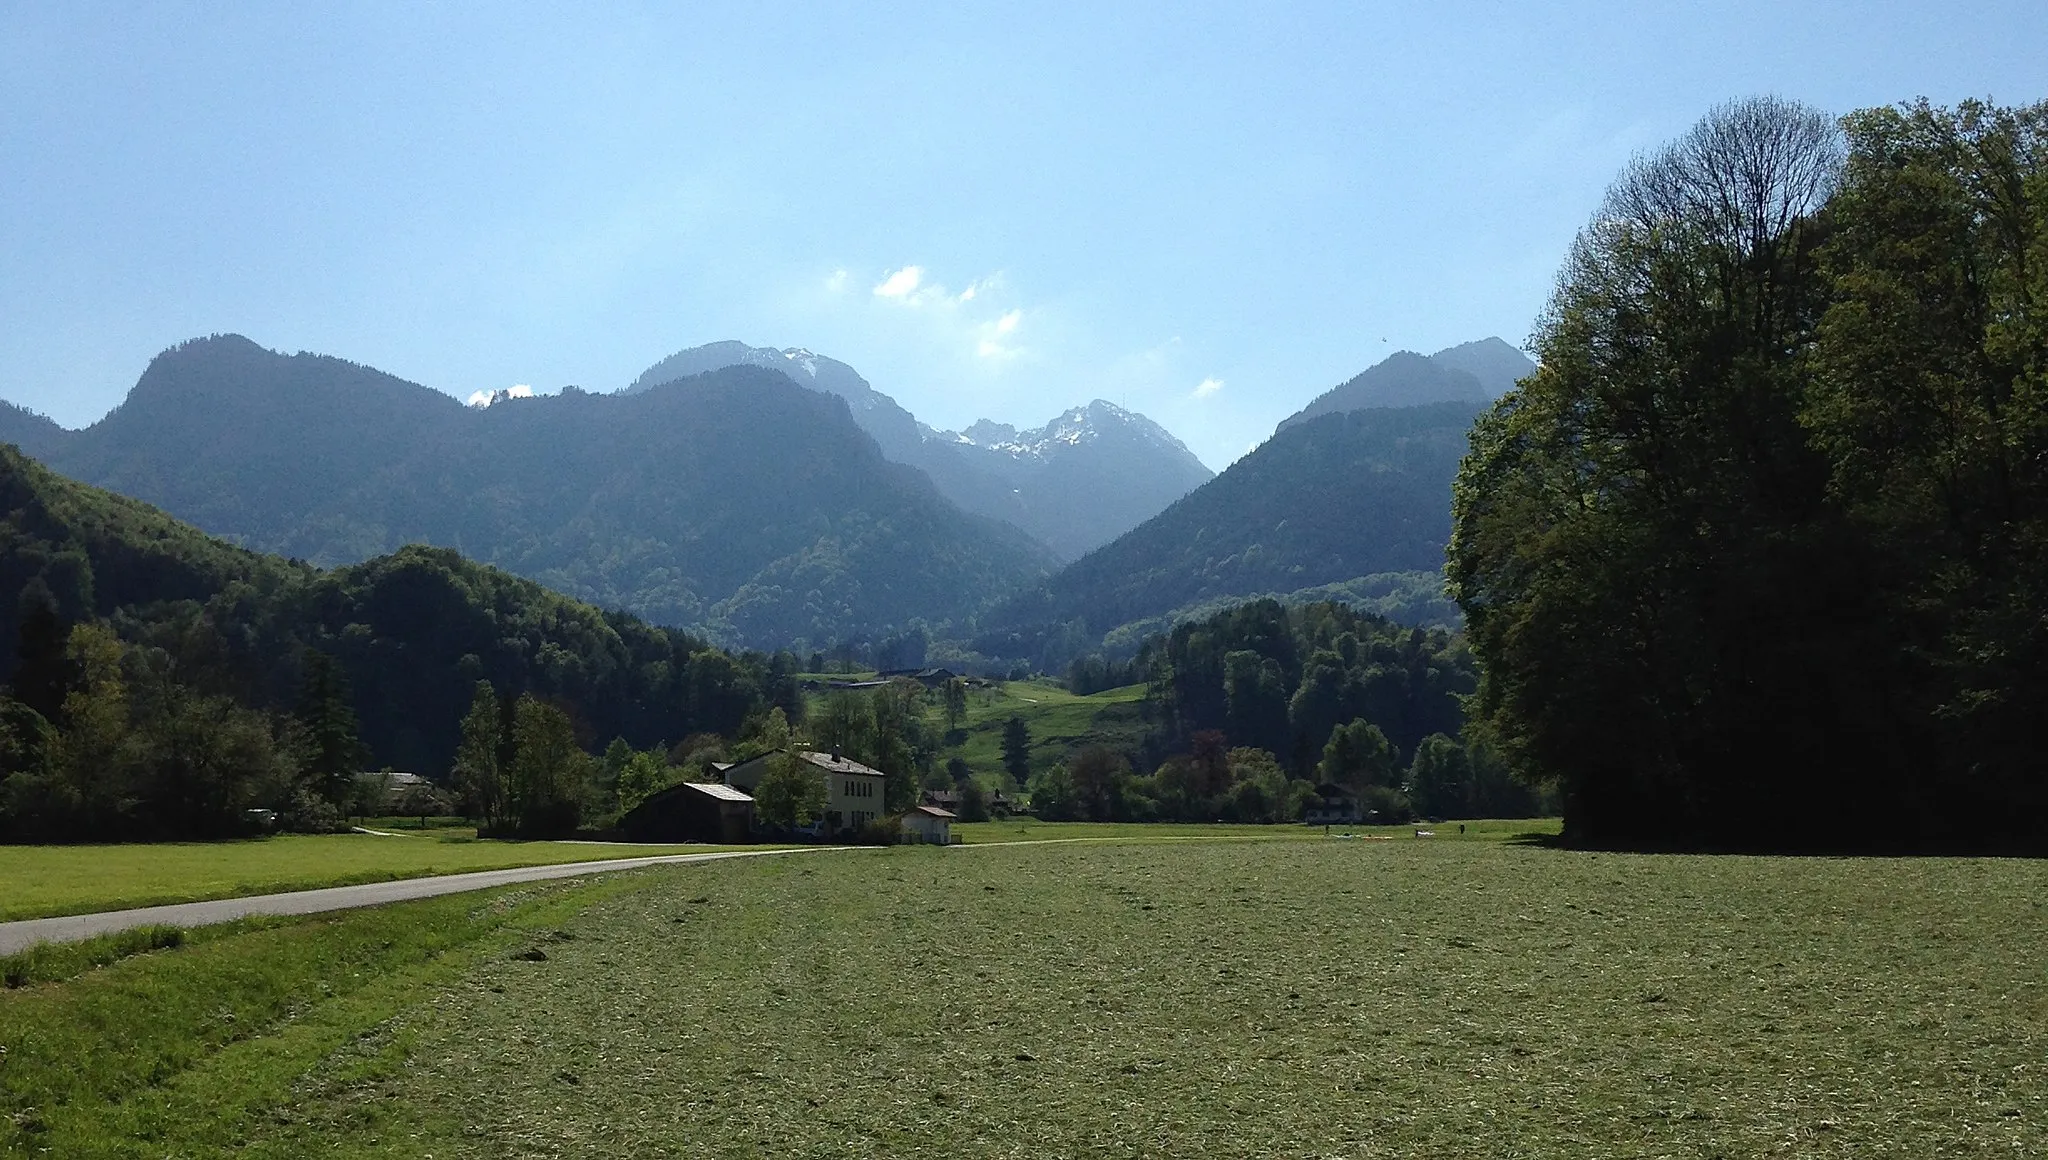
[911,805,957,819]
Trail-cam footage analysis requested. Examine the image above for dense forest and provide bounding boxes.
[1451,96,2047,850]
[0,448,802,841]
[1024,599,1540,825]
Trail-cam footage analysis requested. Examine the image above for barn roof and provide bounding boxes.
[798,751,886,778]
[683,782,753,803]
[911,805,957,819]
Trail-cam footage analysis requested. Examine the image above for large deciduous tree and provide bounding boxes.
[1807,99,2048,829]
[1452,95,2048,848]
[1450,97,1870,844]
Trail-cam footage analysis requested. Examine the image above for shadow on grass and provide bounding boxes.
[1508,828,2048,859]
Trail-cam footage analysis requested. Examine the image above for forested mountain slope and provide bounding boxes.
[13,336,1054,647]
[0,446,798,777]
[979,401,1481,664]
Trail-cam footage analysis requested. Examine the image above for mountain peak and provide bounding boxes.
[1275,338,1534,434]
[1428,336,1536,398]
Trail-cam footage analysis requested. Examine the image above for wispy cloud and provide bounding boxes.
[873,265,925,299]
[848,263,1032,362]
[824,268,849,293]
[1191,376,1224,399]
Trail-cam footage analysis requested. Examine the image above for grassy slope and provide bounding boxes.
[0,831,748,922]
[802,676,1152,787]
[88,838,2040,1158]
[949,679,1150,785]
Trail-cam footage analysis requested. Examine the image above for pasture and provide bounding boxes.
[0,831,740,921]
[4,835,2044,1157]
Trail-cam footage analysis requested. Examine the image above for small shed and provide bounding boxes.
[618,781,755,844]
[901,804,957,845]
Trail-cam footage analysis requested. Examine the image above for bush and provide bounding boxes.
[855,816,904,846]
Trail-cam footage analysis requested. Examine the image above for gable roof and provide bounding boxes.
[911,805,957,819]
[797,751,886,778]
[720,750,888,780]
[684,781,753,803]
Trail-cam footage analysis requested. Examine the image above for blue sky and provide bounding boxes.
[3,2,2042,469]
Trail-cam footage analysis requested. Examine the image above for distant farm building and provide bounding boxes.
[902,805,956,845]
[353,770,439,811]
[722,750,887,835]
[875,666,960,688]
[617,781,755,843]
[1303,784,1363,826]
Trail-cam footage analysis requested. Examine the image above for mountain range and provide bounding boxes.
[628,341,1214,560]
[972,338,1537,666]
[0,333,1534,662]
[4,335,1053,647]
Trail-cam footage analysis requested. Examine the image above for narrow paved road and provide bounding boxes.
[0,848,831,956]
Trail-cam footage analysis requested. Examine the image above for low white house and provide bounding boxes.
[901,804,956,845]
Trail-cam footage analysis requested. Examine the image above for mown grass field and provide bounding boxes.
[8,834,2042,1157]
[0,831,746,922]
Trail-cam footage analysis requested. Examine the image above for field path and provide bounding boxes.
[0,847,838,956]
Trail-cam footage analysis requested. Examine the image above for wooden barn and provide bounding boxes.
[618,781,755,844]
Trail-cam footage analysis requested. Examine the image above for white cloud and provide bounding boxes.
[836,263,1032,366]
[1192,376,1224,399]
[466,384,534,408]
[873,265,924,299]
[824,268,849,292]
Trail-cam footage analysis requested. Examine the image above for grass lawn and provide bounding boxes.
[0,831,751,922]
[10,836,2032,1156]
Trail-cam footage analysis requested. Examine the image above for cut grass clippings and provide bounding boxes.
[243,838,2048,1157]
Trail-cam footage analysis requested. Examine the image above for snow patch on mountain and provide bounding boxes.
[935,400,1203,467]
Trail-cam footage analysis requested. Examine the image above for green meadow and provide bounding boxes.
[0,831,740,922]
[5,834,2044,1157]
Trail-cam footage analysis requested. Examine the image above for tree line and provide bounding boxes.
[1450,96,2048,849]
[1020,599,1543,824]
